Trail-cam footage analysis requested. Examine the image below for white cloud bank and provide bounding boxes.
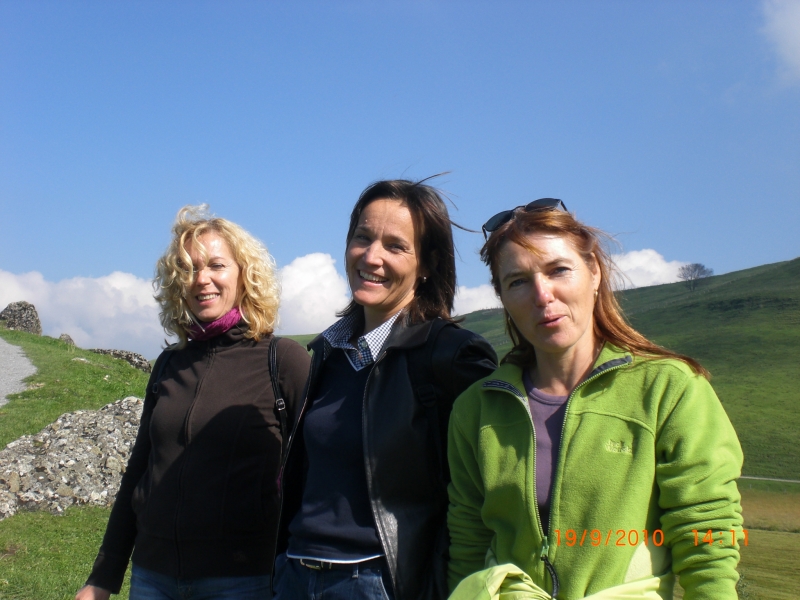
[763,0,800,82]
[0,248,686,358]
[277,253,350,335]
[611,249,686,289]
[0,269,165,359]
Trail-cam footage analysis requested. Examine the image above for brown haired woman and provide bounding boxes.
[273,179,497,600]
[76,205,310,600]
[447,200,744,599]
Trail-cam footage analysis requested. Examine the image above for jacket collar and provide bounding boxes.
[188,322,252,351]
[483,342,633,399]
[308,315,441,357]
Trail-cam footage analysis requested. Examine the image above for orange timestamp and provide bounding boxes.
[692,529,749,547]
[553,529,749,547]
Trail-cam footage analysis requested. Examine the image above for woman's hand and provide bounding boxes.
[75,585,111,600]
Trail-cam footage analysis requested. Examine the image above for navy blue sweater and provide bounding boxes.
[287,349,383,560]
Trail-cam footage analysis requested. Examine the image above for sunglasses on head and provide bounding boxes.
[481,198,568,240]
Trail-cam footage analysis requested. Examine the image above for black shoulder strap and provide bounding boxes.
[150,350,174,395]
[269,336,288,456]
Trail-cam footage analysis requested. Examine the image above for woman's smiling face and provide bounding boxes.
[346,198,423,331]
[497,232,600,361]
[185,232,242,323]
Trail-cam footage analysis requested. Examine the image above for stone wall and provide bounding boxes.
[90,349,152,374]
[0,397,142,519]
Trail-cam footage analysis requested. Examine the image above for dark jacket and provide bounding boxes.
[277,317,497,600]
[86,326,311,593]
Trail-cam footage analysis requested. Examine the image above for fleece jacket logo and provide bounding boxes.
[605,439,634,455]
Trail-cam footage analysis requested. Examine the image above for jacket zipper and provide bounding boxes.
[508,386,555,594]
[488,356,631,598]
[173,343,216,577]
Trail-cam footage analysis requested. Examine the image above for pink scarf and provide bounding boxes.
[189,307,242,341]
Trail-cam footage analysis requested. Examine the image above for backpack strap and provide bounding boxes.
[269,336,288,457]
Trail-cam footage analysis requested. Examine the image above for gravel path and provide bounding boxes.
[0,337,37,407]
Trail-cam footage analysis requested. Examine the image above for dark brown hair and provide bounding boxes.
[480,208,709,378]
[339,178,458,325]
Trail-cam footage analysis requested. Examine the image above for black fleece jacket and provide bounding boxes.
[86,326,310,593]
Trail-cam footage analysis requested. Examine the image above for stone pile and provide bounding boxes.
[0,396,143,520]
[59,333,76,345]
[89,349,152,374]
[0,301,42,335]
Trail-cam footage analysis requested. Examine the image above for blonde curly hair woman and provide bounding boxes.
[77,205,311,600]
[154,204,281,348]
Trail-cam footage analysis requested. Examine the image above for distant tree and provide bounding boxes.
[678,263,714,291]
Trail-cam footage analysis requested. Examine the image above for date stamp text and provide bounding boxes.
[552,529,749,547]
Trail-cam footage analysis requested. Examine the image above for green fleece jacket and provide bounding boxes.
[447,344,744,599]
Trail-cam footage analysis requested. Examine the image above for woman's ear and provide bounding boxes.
[589,252,602,290]
[420,250,437,282]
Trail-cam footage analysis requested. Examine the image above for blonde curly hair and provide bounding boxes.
[154,205,280,348]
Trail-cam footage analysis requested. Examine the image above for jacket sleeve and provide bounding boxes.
[84,351,169,593]
[655,370,744,599]
[274,337,312,433]
[447,392,495,591]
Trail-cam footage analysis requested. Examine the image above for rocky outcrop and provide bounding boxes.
[58,334,75,346]
[89,349,152,374]
[0,301,42,336]
[0,396,142,519]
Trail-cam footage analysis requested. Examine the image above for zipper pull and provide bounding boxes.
[540,538,559,598]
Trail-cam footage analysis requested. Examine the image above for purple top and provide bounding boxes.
[523,369,569,534]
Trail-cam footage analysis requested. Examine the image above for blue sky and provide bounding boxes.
[1,1,799,358]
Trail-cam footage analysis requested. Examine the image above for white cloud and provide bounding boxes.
[0,253,351,358]
[611,249,687,289]
[453,284,502,316]
[0,249,687,356]
[763,0,800,82]
[277,253,350,335]
[0,269,166,359]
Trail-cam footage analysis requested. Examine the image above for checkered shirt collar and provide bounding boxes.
[321,310,401,371]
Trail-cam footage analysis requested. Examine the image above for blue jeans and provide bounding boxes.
[129,564,272,600]
[272,554,394,600]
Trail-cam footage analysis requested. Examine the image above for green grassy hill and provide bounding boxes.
[0,329,150,449]
[621,258,800,480]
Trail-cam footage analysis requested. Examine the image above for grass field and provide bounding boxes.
[0,328,150,449]
[622,258,800,480]
[0,506,131,600]
[739,481,800,599]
